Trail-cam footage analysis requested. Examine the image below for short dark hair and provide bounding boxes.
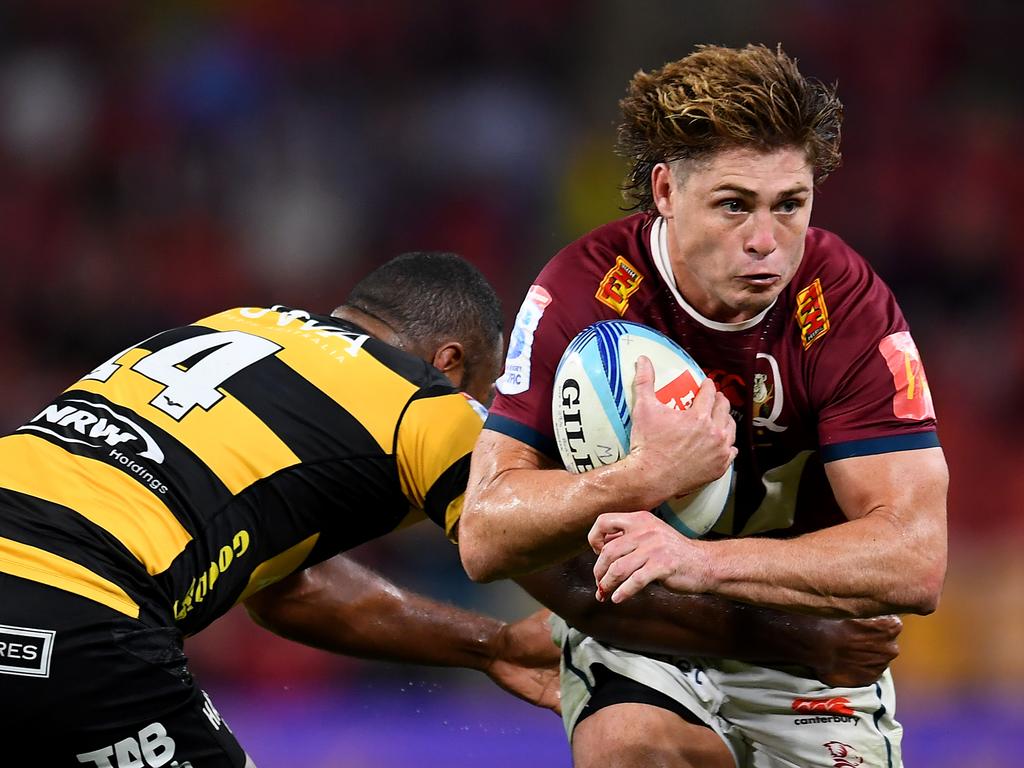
[617,43,843,210]
[341,251,503,364]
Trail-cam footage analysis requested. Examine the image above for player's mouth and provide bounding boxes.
[736,273,781,288]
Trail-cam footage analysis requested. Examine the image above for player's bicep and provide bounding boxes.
[467,429,560,495]
[824,447,948,524]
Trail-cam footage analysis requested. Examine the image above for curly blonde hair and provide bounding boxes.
[617,44,843,210]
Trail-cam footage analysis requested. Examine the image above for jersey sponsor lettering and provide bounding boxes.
[19,400,162,458]
[75,722,177,768]
[173,530,250,621]
[794,715,856,726]
[595,255,644,315]
[878,332,935,420]
[498,285,551,396]
[0,624,54,677]
[200,691,228,732]
[795,277,830,349]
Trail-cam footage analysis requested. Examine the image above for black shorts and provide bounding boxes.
[0,572,251,767]
[575,663,710,732]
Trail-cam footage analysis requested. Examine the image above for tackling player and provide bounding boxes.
[459,45,947,767]
[0,252,559,766]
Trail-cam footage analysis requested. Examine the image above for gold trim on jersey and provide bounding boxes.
[71,347,301,495]
[0,435,190,575]
[396,393,480,536]
[198,309,417,452]
[0,536,140,618]
[236,533,320,604]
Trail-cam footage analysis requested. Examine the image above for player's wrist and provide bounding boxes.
[465,617,509,673]
[612,449,676,511]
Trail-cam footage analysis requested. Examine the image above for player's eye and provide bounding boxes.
[776,199,803,214]
[719,199,746,213]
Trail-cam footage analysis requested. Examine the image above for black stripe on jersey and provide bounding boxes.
[136,323,219,353]
[398,384,473,528]
[20,389,232,537]
[0,489,164,610]
[819,431,940,463]
[328,315,450,393]
[217,355,382,464]
[422,453,471,529]
[484,413,560,461]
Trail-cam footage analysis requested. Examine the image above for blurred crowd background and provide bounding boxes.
[2,0,1021,764]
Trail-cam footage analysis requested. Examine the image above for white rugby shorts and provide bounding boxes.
[552,616,903,768]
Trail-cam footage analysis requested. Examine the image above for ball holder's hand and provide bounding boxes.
[625,356,737,508]
[589,510,713,603]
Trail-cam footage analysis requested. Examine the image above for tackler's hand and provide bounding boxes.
[484,609,561,714]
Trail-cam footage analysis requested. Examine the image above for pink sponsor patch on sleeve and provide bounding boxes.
[878,332,935,420]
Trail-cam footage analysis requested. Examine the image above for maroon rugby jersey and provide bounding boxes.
[486,213,939,537]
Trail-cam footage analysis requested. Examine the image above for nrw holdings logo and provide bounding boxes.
[19,398,164,463]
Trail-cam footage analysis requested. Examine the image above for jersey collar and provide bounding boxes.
[649,216,775,332]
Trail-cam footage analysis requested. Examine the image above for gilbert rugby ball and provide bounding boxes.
[552,320,732,537]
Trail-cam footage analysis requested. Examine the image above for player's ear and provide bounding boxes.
[432,342,466,387]
[651,162,676,219]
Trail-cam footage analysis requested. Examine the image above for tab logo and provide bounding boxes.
[0,623,55,677]
[596,256,643,316]
[19,398,165,463]
[795,277,830,349]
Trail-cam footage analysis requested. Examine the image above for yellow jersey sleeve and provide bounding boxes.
[395,391,486,540]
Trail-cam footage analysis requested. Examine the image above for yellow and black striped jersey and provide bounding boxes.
[0,306,487,635]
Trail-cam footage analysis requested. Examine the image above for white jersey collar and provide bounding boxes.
[650,216,774,332]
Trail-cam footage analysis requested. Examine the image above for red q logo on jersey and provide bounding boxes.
[655,370,700,411]
[878,332,935,421]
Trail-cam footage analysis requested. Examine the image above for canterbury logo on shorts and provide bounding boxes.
[0,623,55,677]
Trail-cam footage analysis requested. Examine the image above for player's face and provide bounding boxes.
[654,145,814,324]
[455,334,504,407]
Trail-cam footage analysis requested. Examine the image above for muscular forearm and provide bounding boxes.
[245,555,502,672]
[701,512,945,617]
[594,449,949,618]
[460,432,666,582]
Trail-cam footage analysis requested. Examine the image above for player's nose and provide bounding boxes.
[743,210,777,259]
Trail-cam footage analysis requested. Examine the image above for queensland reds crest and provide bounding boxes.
[752,352,788,433]
[823,741,864,767]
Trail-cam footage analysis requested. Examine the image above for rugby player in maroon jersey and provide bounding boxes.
[460,45,946,767]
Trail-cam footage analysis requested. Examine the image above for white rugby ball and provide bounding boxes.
[552,320,732,538]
